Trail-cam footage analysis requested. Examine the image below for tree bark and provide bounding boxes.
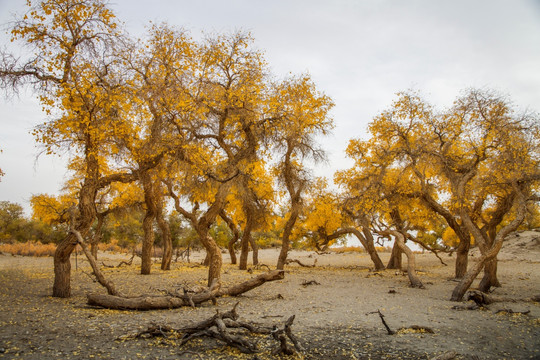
[53,235,77,298]
[386,242,402,270]
[454,235,470,279]
[478,258,501,292]
[87,270,285,310]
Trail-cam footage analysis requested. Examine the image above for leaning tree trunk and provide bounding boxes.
[220,210,239,265]
[53,173,98,297]
[277,201,300,270]
[386,242,402,270]
[228,238,238,265]
[360,227,385,270]
[455,235,470,279]
[391,231,424,288]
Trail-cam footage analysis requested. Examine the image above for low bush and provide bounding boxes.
[0,241,56,257]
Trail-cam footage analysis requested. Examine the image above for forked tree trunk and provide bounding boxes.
[386,242,402,270]
[53,173,98,297]
[478,258,501,292]
[455,236,470,279]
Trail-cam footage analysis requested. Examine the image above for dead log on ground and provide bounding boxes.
[87,270,285,310]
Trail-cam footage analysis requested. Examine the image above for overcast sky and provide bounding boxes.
[1,0,540,215]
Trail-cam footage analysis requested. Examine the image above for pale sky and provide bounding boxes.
[1,0,540,215]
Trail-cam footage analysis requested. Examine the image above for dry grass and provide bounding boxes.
[0,242,56,257]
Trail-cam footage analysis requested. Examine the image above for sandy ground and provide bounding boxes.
[0,231,539,360]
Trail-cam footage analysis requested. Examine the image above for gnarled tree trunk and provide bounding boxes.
[455,235,470,279]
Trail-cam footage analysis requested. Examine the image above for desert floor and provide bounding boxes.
[1,231,539,360]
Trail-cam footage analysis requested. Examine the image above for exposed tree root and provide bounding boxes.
[119,303,303,355]
[87,270,285,310]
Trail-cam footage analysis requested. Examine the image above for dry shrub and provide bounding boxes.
[0,242,56,257]
[97,239,126,254]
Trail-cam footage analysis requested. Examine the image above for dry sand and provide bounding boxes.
[0,231,539,359]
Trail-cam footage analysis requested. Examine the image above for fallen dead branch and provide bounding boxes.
[120,303,303,355]
[495,308,531,316]
[87,270,285,310]
[429,351,458,360]
[285,258,317,268]
[466,290,540,306]
[102,250,136,268]
[301,280,321,287]
[367,310,394,335]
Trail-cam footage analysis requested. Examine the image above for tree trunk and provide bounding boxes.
[141,210,155,275]
[90,242,98,260]
[277,203,300,270]
[205,235,223,287]
[392,231,424,288]
[52,235,77,298]
[220,210,239,265]
[455,236,470,279]
[228,238,238,265]
[140,171,157,275]
[361,227,385,270]
[53,170,98,297]
[249,237,259,266]
[386,242,402,270]
[156,201,172,271]
[478,258,501,292]
[239,225,253,270]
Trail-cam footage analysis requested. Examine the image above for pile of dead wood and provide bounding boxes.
[119,303,303,355]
